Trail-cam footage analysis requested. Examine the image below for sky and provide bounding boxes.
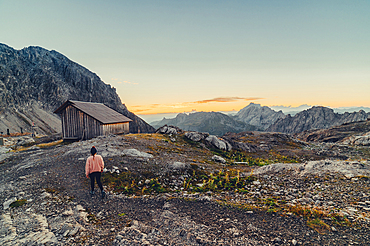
[1,0,370,118]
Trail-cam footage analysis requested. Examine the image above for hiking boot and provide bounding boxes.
[90,191,95,196]
[101,190,106,199]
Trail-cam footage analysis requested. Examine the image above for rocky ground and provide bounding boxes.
[0,132,370,245]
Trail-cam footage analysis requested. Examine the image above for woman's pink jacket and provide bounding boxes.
[85,155,104,176]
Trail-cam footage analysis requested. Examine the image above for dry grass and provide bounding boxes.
[307,218,331,234]
[285,204,327,219]
[37,139,63,148]
[127,133,167,141]
[0,132,31,137]
[11,139,64,152]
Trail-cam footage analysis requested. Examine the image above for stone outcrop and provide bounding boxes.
[157,126,233,152]
[184,131,209,142]
[254,159,370,179]
[205,135,232,151]
[267,106,370,134]
[211,155,226,164]
[122,148,154,158]
[295,119,370,143]
[235,103,285,130]
[342,132,370,146]
[155,125,183,135]
[0,43,154,134]
[167,162,190,171]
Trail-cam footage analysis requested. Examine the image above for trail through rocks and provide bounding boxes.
[1,135,369,245]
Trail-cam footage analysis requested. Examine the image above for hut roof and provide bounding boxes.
[54,100,132,124]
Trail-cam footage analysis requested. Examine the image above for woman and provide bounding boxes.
[85,146,106,198]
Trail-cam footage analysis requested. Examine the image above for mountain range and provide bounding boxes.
[151,111,257,136]
[152,104,370,136]
[151,103,285,135]
[0,43,154,135]
[267,106,370,134]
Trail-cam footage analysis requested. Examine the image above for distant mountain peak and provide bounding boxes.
[235,103,285,130]
[242,102,261,108]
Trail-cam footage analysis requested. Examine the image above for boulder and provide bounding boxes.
[185,131,209,142]
[122,149,153,158]
[156,125,182,135]
[3,197,17,210]
[16,136,35,146]
[205,135,232,151]
[211,155,226,164]
[167,162,190,171]
[0,146,11,154]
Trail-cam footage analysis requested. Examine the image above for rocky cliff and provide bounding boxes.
[0,43,154,134]
[234,103,285,130]
[151,112,257,136]
[295,119,370,144]
[267,106,370,134]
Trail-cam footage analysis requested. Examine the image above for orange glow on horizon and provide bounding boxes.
[129,100,370,115]
[129,97,264,114]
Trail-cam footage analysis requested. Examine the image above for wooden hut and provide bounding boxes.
[54,100,132,140]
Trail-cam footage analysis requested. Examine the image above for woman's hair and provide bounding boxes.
[91,146,97,157]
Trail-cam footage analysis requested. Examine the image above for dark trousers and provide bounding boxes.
[89,172,103,192]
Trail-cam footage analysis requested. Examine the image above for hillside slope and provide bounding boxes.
[0,43,154,134]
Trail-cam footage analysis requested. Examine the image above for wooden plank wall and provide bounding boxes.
[83,113,102,139]
[61,105,103,140]
[61,105,83,139]
[102,122,129,135]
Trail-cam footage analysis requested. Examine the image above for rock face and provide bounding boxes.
[343,132,370,146]
[235,103,285,130]
[151,111,256,136]
[267,106,370,134]
[156,126,233,152]
[295,119,370,143]
[0,43,154,134]
[254,159,370,179]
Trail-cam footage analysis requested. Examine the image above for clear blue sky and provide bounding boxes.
[1,0,369,115]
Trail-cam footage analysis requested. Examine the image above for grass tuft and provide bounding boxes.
[307,218,331,234]
[10,199,27,208]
